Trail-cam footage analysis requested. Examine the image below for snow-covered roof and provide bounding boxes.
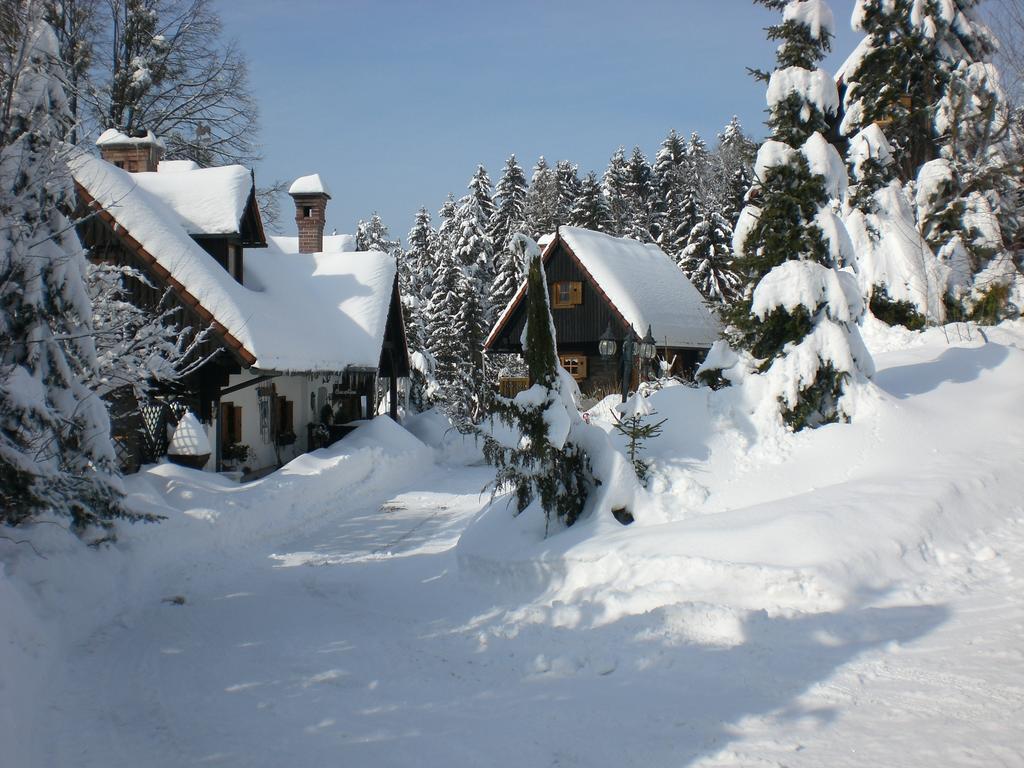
[95,128,166,149]
[71,150,397,373]
[130,164,254,236]
[487,227,721,350]
[288,173,331,197]
[270,234,357,254]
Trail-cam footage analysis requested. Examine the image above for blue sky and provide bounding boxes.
[216,0,861,241]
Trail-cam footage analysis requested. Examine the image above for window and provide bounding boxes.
[551,281,582,309]
[220,401,242,445]
[303,205,313,218]
[559,354,588,381]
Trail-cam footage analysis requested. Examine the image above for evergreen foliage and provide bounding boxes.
[490,154,528,252]
[624,146,656,242]
[680,207,740,304]
[555,160,582,226]
[728,0,871,430]
[0,9,140,529]
[402,206,436,351]
[611,395,666,485]
[481,236,591,532]
[653,129,689,256]
[524,157,559,240]
[603,146,631,237]
[569,171,612,232]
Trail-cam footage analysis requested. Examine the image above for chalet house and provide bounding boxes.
[72,131,409,475]
[485,227,720,397]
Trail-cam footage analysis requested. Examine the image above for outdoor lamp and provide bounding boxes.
[639,325,656,361]
[598,322,618,359]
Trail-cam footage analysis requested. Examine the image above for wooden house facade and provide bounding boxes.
[72,132,409,476]
[485,227,720,398]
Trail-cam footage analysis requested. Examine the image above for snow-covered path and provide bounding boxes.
[37,460,1024,767]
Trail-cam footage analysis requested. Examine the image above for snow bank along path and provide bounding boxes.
[3,324,1024,766]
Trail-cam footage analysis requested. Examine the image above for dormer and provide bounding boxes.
[289,174,331,254]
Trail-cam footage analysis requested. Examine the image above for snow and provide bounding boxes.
[783,0,835,40]
[558,226,721,348]
[5,323,1024,765]
[69,150,395,373]
[751,260,863,323]
[287,173,330,197]
[131,163,253,236]
[844,181,948,322]
[95,128,165,149]
[766,66,840,117]
[753,138,797,181]
[269,233,357,254]
[802,131,848,201]
[167,412,210,456]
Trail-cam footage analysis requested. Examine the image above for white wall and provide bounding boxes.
[217,371,322,472]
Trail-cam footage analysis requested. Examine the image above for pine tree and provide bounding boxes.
[680,207,740,304]
[652,129,688,256]
[0,8,138,529]
[843,0,1021,316]
[450,193,493,355]
[624,146,656,242]
[467,164,496,223]
[726,0,873,430]
[524,156,558,240]
[715,117,757,225]
[603,146,631,237]
[355,212,400,255]
[435,193,458,261]
[403,206,436,351]
[554,160,581,226]
[490,153,528,252]
[425,245,469,390]
[569,171,612,232]
[482,235,591,531]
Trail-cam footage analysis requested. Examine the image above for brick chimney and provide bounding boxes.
[96,128,164,172]
[288,174,331,254]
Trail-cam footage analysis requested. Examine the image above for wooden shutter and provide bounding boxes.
[284,400,294,432]
[220,402,234,443]
[569,281,582,305]
[233,406,242,443]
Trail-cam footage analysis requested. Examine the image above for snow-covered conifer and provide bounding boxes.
[450,192,493,348]
[468,164,496,223]
[403,206,436,351]
[680,207,740,304]
[653,129,688,256]
[842,0,1022,318]
[0,9,135,528]
[481,235,590,530]
[624,146,656,242]
[603,146,631,237]
[727,0,873,430]
[490,154,528,252]
[355,212,400,256]
[569,171,612,232]
[524,157,559,240]
[715,117,757,225]
[843,125,947,327]
[555,160,582,226]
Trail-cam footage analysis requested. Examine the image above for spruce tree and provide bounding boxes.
[603,146,631,237]
[482,235,591,531]
[490,153,528,252]
[467,164,496,223]
[680,206,740,304]
[425,245,469,392]
[624,146,656,242]
[727,0,873,430]
[0,9,137,529]
[450,193,493,355]
[569,171,612,232]
[653,129,688,255]
[524,156,559,240]
[403,206,436,351]
[843,0,1021,316]
[554,160,582,226]
[716,117,757,225]
[356,212,400,256]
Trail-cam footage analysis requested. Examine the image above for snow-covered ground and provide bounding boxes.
[3,322,1024,767]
